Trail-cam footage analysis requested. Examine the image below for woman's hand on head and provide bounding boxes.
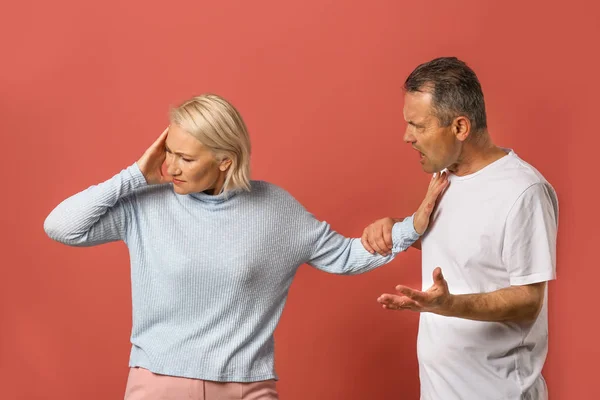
[136,127,171,185]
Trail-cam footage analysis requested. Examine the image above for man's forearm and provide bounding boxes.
[436,282,546,323]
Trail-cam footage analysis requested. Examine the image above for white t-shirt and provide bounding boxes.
[419,150,558,400]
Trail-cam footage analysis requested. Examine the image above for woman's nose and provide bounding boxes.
[166,156,181,176]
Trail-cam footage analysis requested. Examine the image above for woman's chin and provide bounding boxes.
[171,185,190,195]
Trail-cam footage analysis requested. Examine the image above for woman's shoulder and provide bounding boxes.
[247,181,303,207]
[129,183,175,204]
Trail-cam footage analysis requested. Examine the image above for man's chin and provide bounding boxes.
[421,163,446,174]
[421,164,436,174]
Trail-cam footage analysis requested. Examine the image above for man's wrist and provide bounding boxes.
[436,294,457,317]
[427,293,456,317]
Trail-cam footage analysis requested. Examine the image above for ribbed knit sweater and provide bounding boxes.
[44,163,419,382]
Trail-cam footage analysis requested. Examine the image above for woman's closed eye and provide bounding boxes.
[165,146,194,162]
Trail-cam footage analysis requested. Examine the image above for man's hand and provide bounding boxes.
[361,172,449,256]
[377,267,452,313]
[361,217,401,256]
[377,268,547,323]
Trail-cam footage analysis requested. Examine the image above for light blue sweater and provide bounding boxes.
[44,163,419,382]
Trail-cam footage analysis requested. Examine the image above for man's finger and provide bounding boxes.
[378,294,400,308]
[374,224,391,255]
[395,285,428,303]
[383,223,393,250]
[378,294,419,310]
[376,237,390,256]
[432,267,445,283]
[368,229,386,256]
[361,231,375,254]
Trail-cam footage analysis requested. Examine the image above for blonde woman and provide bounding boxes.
[44,94,448,400]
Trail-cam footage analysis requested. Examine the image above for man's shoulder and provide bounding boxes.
[492,151,558,216]
[495,150,554,194]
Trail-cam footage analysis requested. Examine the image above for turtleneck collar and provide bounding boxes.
[187,187,243,204]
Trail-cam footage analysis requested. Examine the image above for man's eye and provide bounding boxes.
[182,158,193,162]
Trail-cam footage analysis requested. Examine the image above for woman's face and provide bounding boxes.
[164,124,231,195]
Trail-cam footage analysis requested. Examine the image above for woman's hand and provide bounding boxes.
[361,172,449,255]
[413,171,449,234]
[136,127,171,185]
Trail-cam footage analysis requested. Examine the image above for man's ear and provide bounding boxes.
[454,116,471,142]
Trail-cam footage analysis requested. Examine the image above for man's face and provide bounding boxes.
[402,91,461,173]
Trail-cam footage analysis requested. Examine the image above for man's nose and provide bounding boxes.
[403,128,415,143]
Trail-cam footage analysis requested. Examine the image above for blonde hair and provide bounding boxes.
[169,94,251,192]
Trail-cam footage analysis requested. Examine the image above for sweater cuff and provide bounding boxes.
[391,214,420,253]
[127,162,151,188]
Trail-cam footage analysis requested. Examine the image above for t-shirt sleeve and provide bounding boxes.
[502,182,559,286]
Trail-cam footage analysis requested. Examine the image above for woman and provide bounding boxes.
[44,94,448,400]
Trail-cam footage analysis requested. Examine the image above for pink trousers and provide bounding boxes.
[124,367,279,400]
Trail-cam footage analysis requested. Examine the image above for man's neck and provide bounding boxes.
[448,132,507,176]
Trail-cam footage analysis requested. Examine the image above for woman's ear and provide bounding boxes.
[219,158,233,172]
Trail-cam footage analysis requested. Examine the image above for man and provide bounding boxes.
[361,57,558,399]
